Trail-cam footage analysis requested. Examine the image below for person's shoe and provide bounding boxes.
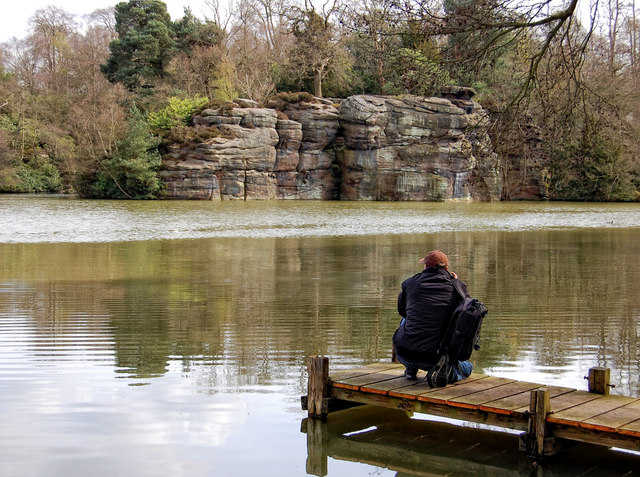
[405,371,417,381]
[426,355,452,388]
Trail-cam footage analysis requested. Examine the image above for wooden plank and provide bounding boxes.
[619,418,640,438]
[413,372,492,389]
[416,376,517,405]
[387,374,491,400]
[482,385,574,416]
[338,367,408,389]
[581,399,640,432]
[549,395,637,427]
[457,380,542,408]
[329,363,403,383]
[536,390,602,415]
[386,380,441,399]
[550,422,640,452]
[357,373,488,395]
[360,376,412,395]
[453,373,493,384]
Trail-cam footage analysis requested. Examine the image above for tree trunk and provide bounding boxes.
[314,64,324,98]
[607,0,621,75]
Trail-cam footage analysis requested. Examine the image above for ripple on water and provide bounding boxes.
[1,196,639,243]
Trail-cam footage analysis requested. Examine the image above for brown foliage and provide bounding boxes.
[266,91,315,110]
[161,125,236,148]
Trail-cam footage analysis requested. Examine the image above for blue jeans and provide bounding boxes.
[396,353,473,382]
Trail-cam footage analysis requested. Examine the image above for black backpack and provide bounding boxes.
[441,279,487,362]
[425,279,487,387]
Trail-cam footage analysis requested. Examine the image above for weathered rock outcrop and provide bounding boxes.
[273,119,303,199]
[160,108,279,200]
[338,92,500,201]
[159,89,502,201]
[279,100,341,199]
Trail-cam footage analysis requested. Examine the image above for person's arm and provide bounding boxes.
[397,284,407,318]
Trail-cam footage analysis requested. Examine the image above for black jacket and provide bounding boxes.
[393,266,468,362]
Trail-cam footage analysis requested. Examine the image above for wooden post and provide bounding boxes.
[305,418,328,476]
[587,367,610,395]
[522,388,552,458]
[307,355,330,420]
[533,388,550,456]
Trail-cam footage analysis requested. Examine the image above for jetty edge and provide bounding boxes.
[301,356,640,459]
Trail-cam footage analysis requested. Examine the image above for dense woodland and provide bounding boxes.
[0,0,638,200]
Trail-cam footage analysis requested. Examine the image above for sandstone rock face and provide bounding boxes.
[338,94,500,201]
[280,101,341,200]
[161,106,279,200]
[159,93,502,201]
[274,119,303,199]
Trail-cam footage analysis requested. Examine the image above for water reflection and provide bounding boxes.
[1,228,638,394]
[0,199,639,476]
[302,406,640,476]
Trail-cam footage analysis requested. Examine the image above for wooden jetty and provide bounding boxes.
[300,406,640,476]
[301,357,640,460]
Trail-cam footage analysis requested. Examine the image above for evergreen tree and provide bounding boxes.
[93,105,162,199]
[172,7,225,53]
[100,0,175,92]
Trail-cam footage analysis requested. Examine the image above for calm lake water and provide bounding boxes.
[1,195,639,476]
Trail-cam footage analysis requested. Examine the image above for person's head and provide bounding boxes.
[419,250,449,270]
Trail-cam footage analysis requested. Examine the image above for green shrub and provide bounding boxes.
[549,130,636,202]
[147,95,209,130]
[93,106,163,199]
[0,124,62,193]
[16,161,62,193]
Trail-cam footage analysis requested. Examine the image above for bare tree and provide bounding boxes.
[287,0,348,97]
[344,0,402,93]
[220,0,294,100]
[205,0,236,34]
[85,7,117,39]
[29,6,78,92]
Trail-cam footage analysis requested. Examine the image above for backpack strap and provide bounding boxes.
[450,277,467,300]
[435,277,466,357]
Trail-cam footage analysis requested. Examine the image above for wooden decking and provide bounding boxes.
[302,358,640,458]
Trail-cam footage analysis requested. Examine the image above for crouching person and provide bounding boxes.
[392,250,473,386]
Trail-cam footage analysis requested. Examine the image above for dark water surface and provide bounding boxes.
[1,196,639,476]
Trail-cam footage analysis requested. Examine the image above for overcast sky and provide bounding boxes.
[1,0,596,45]
[0,0,217,43]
